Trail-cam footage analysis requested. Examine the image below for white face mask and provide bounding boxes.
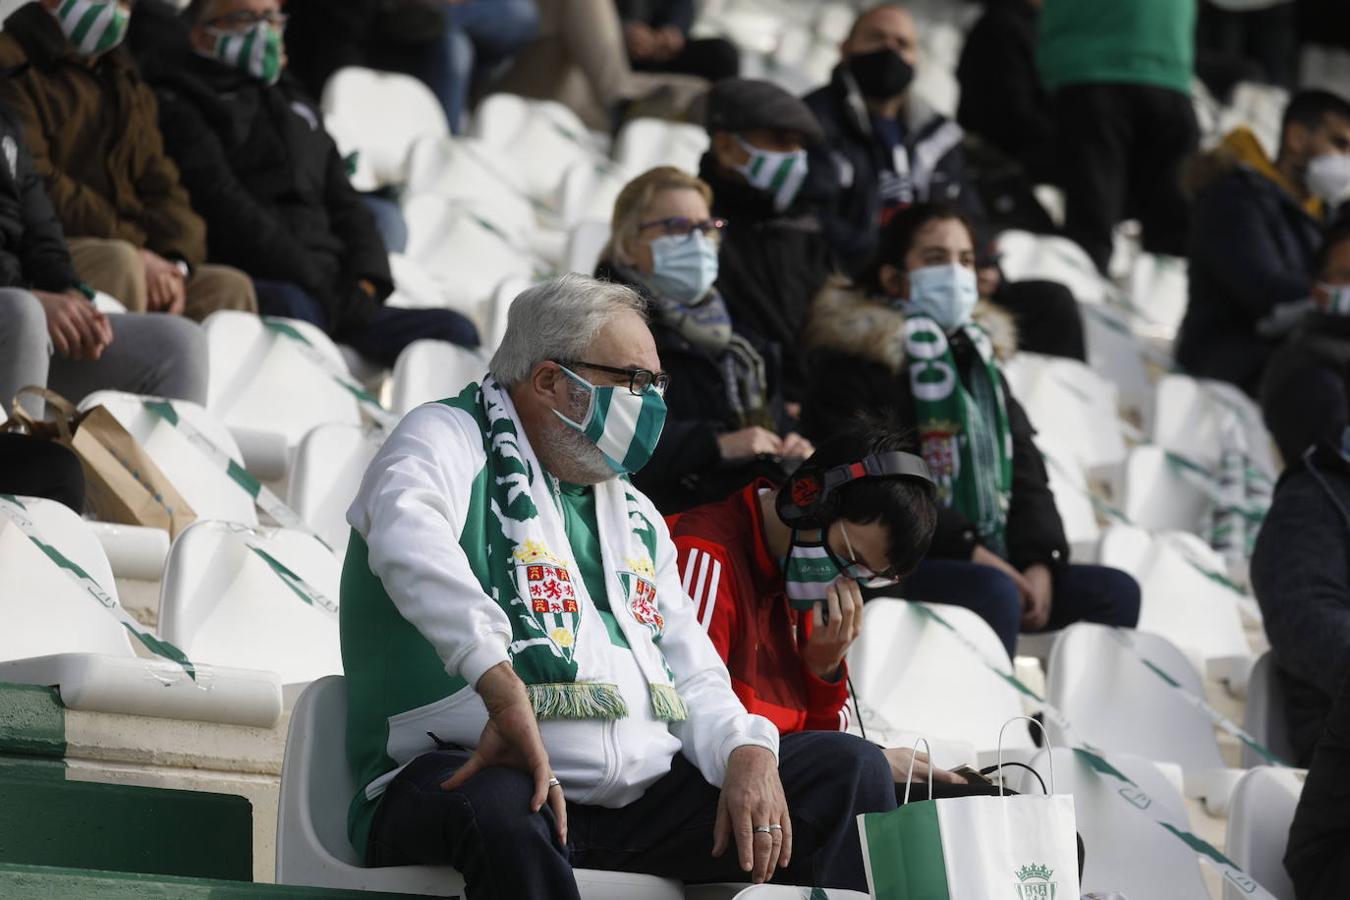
[903,263,979,332]
[647,232,719,305]
[1306,153,1350,205]
[734,136,809,213]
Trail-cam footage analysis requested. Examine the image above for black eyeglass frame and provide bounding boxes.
[635,217,727,241]
[555,360,671,397]
[204,10,289,29]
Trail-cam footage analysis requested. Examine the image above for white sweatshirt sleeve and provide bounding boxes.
[347,403,512,687]
[645,498,780,787]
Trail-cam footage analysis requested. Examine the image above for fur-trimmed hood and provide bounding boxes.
[803,275,1019,373]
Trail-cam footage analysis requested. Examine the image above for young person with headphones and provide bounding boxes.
[667,415,975,794]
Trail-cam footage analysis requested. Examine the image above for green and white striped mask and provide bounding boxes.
[53,0,129,58]
[782,534,843,610]
[734,136,809,213]
[206,20,283,86]
[554,366,668,475]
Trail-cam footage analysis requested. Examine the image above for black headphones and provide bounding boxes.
[775,451,934,532]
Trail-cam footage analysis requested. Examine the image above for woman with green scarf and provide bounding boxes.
[799,203,1139,657]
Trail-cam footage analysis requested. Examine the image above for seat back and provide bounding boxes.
[849,599,1036,750]
[159,521,342,685]
[289,424,384,560]
[403,196,538,314]
[1046,623,1225,771]
[0,495,132,661]
[1122,445,1210,534]
[1153,374,1278,479]
[1223,767,1302,900]
[321,67,448,191]
[1242,652,1298,768]
[481,276,538,354]
[390,340,488,416]
[279,676,364,869]
[79,391,258,527]
[558,160,630,229]
[469,94,607,203]
[612,118,709,176]
[565,221,613,276]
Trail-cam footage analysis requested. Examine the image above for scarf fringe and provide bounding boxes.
[528,682,628,720]
[649,683,688,722]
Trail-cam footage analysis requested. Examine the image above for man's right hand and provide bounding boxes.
[624,21,658,60]
[140,249,186,315]
[441,662,567,844]
[34,289,112,361]
[970,544,1034,605]
[717,426,783,461]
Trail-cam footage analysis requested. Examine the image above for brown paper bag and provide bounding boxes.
[8,387,197,539]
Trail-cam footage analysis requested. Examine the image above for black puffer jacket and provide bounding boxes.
[1285,662,1350,900]
[148,55,391,330]
[0,101,79,292]
[698,153,833,405]
[800,278,1068,571]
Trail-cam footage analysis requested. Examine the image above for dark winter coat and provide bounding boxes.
[1284,663,1350,900]
[0,103,79,292]
[800,278,1069,571]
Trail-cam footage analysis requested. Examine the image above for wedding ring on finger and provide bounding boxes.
[768,824,782,832]
[547,777,561,788]
[753,825,773,834]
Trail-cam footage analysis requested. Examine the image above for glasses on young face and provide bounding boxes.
[206,10,288,30]
[558,360,671,397]
[637,217,727,242]
[834,522,902,588]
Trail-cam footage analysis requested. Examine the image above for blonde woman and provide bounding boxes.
[597,166,812,513]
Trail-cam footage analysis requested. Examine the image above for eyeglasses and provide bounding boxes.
[636,217,727,242]
[558,360,671,397]
[835,522,901,588]
[206,10,288,30]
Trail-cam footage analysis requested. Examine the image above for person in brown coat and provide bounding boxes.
[0,0,254,320]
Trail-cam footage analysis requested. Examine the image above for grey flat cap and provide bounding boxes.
[703,78,826,145]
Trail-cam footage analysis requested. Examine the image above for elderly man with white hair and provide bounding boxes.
[341,274,895,899]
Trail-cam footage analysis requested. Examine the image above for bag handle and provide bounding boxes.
[8,386,79,443]
[997,715,1055,796]
[900,736,934,806]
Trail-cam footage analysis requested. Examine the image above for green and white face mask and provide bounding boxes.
[782,531,844,611]
[53,0,129,58]
[205,20,283,86]
[553,365,668,475]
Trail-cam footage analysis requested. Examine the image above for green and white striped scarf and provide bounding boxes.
[904,315,1013,557]
[53,0,128,57]
[439,379,687,721]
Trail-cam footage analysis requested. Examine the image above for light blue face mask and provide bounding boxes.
[645,232,719,305]
[553,366,669,475]
[903,263,979,333]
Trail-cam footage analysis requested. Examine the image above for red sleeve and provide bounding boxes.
[673,537,736,665]
[797,615,851,732]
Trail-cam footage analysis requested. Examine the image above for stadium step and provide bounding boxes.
[0,863,427,900]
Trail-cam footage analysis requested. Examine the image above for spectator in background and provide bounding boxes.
[699,78,833,406]
[1038,0,1200,274]
[150,0,479,368]
[0,0,256,320]
[1284,664,1350,900]
[596,166,812,513]
[956,0,1055,186]
[1177,90,1350,395]
[285,0,539,135]
[1251,429,1350,766]
[616,0,738,82]
[806,4,1084,361]
[1262,223,1350,462]
[800,203,1139,657]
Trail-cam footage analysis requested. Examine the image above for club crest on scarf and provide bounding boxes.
[918,420,961,502]
[512,541,581,659]
[1013,862,1058,899]
[620,555,665,636]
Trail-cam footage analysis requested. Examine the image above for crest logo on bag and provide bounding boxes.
[1013,862,1058,899]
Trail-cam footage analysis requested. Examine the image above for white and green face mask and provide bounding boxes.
[205,20,283,86]
[782,531,844,611]
[734,136,809,213]
[553,365,668,475]
[53,0,129,57]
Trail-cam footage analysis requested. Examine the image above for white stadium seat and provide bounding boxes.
[469,94,609,205]
[159,521,342,687]
[612,118,710,177]
[1224,767,1303,900]
[390,339,489,416]
[1152,374,1279,480]
[480,276,538,354]
[565,221,613,276]
[321,67,449,192]
[288,424,385,562]
[403,195,540,315]
[558,159,632,229]
[276,675,685,898]
[1241,652,1298,769]
[1006,353,1127,486]
[1122,444,1210,534]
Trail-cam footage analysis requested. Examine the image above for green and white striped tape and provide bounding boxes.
[262,319,399,430]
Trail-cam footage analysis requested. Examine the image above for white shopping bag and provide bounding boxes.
[858,719,1080,899]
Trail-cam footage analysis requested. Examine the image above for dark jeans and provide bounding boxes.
[631,36,740,82]
[253,280,479,369]
[361,193,408,255]
[367,731,895,900]
[900,560,1142,658]
[991,278,1087,361]
[1052,83,1199,274]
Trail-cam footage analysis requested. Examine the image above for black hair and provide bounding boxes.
[181,0,216,24]
[1316,219,1350,276]
[797,412,938,579]
[857,201,975,296]
[1281,89,1350,146]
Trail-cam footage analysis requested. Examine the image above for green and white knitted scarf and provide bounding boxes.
[440,379,687,722]
[903,315,1013,557]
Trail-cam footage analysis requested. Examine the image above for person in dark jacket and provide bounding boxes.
[615,0,737,82]
[0,0,256,321]
[800,203,1139,657]
[1177,90,1350,395]
[698,77,834,405]
[148,0,479,368]
[1251,431,1350,766]
[595,165,812,513]
[804,4,1083,361]
[1261,222,1350,462]
[1284,661,1350,900]
[956,0,1054,185]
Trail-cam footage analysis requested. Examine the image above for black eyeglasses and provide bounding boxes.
[557,361,671,397]
[206,10,288,29]
[830,522,902,588]
[636,217,727,242]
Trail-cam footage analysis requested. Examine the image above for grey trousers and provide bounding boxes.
[0,287,208,418]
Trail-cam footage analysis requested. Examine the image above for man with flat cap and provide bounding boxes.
[699,77,832,406]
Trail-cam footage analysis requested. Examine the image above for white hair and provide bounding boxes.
[489,274,646,386]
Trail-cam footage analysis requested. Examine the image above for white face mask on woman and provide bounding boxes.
[646,232,719,304]
[1306,152,1350,205]
[901,263,979,332]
